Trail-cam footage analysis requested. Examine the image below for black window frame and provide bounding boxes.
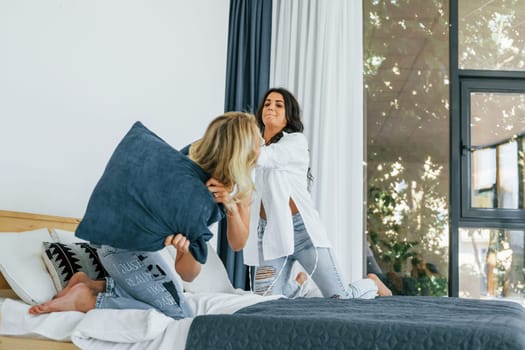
[450,0,525,296]
[460,78,525,225]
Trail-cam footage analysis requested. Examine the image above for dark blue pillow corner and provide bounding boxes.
[75,121,221,264]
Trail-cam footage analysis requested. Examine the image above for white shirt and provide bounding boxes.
[244,132,332,266]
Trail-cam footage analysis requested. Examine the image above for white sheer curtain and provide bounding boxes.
[270,0,364,282]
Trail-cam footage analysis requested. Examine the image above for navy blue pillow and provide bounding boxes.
[75,121,223,264]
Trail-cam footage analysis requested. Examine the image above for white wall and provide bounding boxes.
[0,0,230,218]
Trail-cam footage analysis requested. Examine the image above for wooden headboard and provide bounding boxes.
[0,210,81,350]
[0,210,80,290]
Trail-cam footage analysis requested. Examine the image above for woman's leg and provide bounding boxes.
[253,218,294,296]
[29,282,98,314]
[291,213,377,298]
[302,247,385,298]
[290,214,346,298]
[367,273,393,296]
[54,271,106,299]
[253,257,294,296]
[298,246,389,298]
[96,246,192,319]
[296,245,352,298]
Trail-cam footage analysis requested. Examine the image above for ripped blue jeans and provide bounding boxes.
[252,213,377,299]
[96,245,193,319]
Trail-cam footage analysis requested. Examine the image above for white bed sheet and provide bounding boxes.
[0,291,281,350]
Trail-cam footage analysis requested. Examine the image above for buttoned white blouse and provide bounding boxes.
[243,132,332,266]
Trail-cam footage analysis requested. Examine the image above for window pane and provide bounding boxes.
[459,0,525,71]
[470,92,525,209]
[459,227,525,305]
[364,0,449,296]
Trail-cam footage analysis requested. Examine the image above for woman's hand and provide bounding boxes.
[165,233,201,282]
[164,233,190,254]
[206,178,252,251]
[206,177,252,251]
[206,177,234,209]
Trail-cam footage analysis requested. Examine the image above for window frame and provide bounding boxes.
[460,78,525,224]
[450,0,525,296]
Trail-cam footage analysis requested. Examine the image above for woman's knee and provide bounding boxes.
[254,265,278,294]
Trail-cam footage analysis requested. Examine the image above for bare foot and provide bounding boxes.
[295,272,308,286]
[386,271,403,293]
[54,272,105,299]
[29,283,97,315]
[368,273,392,297]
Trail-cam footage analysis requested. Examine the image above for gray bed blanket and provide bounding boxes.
[186,296,525,349]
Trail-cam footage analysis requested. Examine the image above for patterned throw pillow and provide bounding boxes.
[42,242,108,291]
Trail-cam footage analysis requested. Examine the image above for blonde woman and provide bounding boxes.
[30,112,262,319]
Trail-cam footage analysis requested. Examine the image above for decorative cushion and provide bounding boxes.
[42,242,108,291]
[0,229,57,305]
[75,121,223,264]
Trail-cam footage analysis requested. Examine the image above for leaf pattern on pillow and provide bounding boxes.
[79,243,108,280]
[42,242,109,290]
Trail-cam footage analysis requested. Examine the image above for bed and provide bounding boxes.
[1,210,525,350]
[0,210,281,350]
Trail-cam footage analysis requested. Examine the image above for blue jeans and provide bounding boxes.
[96,245,192,319]
[252,213,377,299]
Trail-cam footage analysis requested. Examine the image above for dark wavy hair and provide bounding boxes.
[255,87,304,145]
[256,87,314,190]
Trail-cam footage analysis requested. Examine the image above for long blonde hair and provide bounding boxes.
[189,111,260,203]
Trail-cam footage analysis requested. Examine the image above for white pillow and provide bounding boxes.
[50,228,88,245]
[0,228,57,305]
[182,242,235,293]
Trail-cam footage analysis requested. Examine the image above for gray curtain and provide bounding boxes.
[218,0,272,289]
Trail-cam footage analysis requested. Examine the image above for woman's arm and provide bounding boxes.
[206,177,251,251]
[224,197,251,251]
[165,234,201,282]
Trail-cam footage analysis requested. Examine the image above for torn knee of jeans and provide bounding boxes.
[255,266,276,281]
[254,266,277,295]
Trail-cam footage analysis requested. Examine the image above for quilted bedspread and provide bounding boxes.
[186,296,525,349]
